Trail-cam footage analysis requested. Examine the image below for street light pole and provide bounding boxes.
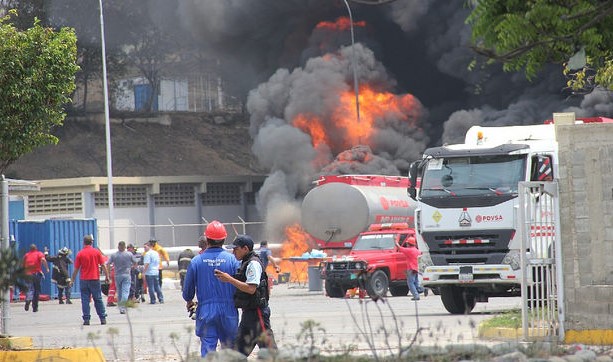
[342,0,361,128]
[98,0,115,247]
[1,176,9,334]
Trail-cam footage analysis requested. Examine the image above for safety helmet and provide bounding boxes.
[407,236,416,246]
[59,247,70,255]
[205,220,227,241]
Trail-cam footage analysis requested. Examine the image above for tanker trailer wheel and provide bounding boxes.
[366,270,389,298]
[440,286,476,314]
[325,281,347,298]
[389,285,409,296]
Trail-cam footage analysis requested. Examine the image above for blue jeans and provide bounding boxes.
[407,270,421,299]
[115,273,131,310]
[25,272,42,310]
[145,275,163,303]
[80,279,107,322]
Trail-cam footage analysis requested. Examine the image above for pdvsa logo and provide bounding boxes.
[380,196,390,210]
[475,214,503,223]
[380,197,409,210]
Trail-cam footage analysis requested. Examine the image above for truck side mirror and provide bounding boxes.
[531,155,553,181]
[408,160,421,200]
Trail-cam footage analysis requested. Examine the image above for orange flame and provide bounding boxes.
[292,84,421,152]
[293,114,328,148]
[276,224,318,283]
[316,17,366,32]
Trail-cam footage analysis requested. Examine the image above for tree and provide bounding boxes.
[0,11,79,173]
[466,0,613,91]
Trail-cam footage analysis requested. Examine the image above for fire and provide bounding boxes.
[276,223,318,283]
[293,114,328,147]
[316,17,366,32]
[292,84,421,153]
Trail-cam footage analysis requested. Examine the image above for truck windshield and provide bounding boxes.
[353,234,396,251]
[420,155,526,198]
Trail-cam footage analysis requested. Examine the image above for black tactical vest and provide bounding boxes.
[233,251,269,309]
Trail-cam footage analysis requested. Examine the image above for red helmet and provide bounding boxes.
[205,220,227,241]
[407,236,416,245]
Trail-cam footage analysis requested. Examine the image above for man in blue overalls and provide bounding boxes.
[182,220,240,357]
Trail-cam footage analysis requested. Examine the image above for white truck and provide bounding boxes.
[407,115,612,314]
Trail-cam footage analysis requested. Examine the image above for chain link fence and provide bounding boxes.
[97,219,266,249]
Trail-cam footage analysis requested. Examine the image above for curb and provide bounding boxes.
[0,347,106,362]
[564,330,613,345]
[478,326,522,340]
[0,336,33,350]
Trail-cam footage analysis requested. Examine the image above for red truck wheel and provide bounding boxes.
[366,270,389,298]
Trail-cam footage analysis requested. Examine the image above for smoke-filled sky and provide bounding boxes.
[49,0,613,240]
[180,0,613,240]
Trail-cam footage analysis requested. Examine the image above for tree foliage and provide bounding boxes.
[0,11,79,173]
[466,0,613,91]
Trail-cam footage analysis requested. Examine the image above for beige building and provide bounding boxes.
[12,175,266,250]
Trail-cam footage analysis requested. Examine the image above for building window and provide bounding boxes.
[201,182,242,205]
[246,182,263,205]
[154,184,195,206]
[28,193,83,215]
[95,185,148,207]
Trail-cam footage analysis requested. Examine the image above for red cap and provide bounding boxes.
[205,220,227,241]
[407,236,416,245]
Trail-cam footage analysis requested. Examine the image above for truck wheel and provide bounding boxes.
[389,285,409,296]
[366,270,389,298]
[440,286,476,314]
[325,281,346,298]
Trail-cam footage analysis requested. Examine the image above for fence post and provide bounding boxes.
[169,218,176,247]
[238,216,247,234]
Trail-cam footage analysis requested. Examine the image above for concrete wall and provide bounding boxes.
[556,123,613,341]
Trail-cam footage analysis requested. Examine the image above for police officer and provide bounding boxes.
[215,234,277,356]
[182,220,240,358]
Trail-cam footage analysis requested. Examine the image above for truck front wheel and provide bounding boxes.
[440,286,476,314]
[325,281,347,298]
[366,270,389,298]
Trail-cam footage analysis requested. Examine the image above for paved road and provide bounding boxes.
[7,281,520,361]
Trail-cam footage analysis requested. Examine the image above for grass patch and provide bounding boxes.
[480,309,521,329]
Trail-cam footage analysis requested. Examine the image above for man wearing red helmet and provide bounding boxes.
[398,236,424,301]
[182,220,240,357]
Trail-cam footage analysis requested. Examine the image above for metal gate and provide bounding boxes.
[518,181,564,341]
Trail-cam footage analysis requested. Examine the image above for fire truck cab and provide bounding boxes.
[321,223,415,298]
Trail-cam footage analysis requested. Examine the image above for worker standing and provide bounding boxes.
[258,240,280,274]
[148,239,170,288]
[398,236,425,300]
[70,235,109,325]
[182,220,240,357]
[177,247,195,291]
[216,234,277,356]
[22,244,50,312]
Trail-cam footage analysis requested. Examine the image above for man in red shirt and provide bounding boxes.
[398,236,424,301]
[70,235,109,325]
[22,244,49,312]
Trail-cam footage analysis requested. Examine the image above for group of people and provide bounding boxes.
[20,235,171,323]
[182,220,278,358]
[21,223,279,358]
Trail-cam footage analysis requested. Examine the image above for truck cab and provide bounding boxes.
[407,115,613,314]
[321,223,415,299]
